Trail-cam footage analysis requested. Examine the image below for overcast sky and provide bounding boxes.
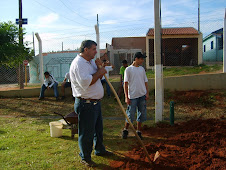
[0,0,225,52]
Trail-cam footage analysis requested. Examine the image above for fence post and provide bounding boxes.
[170,101,174,126]
[223,9,226,73]
[35,33,44,85]
[154,0,164,122]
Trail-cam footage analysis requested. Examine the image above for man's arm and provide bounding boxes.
[145,82,149,100]
[120,75,123,84]
[90,67,106,86]
[48,76,56,88]
[124,82,130,105]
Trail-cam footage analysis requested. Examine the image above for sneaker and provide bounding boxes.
[61,96,65,100]
[95,150,113,156]
[56,97,60,101]
[137,131,143,140]
[38,97,44,100]
[80,160,97,167]
[122,129,128,139]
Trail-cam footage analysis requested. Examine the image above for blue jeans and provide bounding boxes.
[126,95,147,123]
[74,98,106,161]
[101,79,111,96]
[39,83,59,98]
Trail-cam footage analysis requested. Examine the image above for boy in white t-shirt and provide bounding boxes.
[122,52,149,140]
[101,60,114,97]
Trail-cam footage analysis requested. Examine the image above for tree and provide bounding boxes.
[0,21,33,67]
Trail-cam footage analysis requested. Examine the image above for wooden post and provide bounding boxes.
[25,65,27,86]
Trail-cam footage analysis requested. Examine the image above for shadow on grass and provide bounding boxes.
[59,135,78,141]
[0,130,6,134]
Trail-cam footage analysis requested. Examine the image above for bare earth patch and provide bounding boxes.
[110,118,226,169]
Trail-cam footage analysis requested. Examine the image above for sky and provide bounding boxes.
[0,0,225,53]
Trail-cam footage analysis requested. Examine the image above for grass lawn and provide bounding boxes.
[109,64,223,82]
[0,88,225,169]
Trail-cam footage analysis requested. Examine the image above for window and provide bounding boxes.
[211,41,213,49]
[218,35,223,50]
[204,45,206,52]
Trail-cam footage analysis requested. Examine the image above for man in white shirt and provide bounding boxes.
[101,59,114,97]
[39,72,59,100]
[70,40,112,167]
[61,72,71,100]
[122,52,149,140]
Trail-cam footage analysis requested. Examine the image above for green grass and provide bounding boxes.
[0,89,225,169]
[146,64,222,78]
[0,117,155,169]
[109,64,222,81]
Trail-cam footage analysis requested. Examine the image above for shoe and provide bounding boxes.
[80,160,97,167]
[95,150,113,156]
[39,97,44,100]
[137,131,143,140]
[122,129,128,139]
[61,96,65,100]
[56,97,60,101]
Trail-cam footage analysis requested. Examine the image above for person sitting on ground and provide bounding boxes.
[101,60,114,98]
[39,71,59,100]
[122,52,149,140]
[61,72,71,100]
[117,60,128,98]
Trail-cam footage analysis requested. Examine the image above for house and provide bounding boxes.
[146,27,203,69]
[108,37,146,74]
[29,50,106,83]
[203,28,223,62]
[112,37,146,52]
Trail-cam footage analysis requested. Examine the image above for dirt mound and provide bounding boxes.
[110,119,226,169]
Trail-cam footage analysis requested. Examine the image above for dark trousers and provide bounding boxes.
[74,98,106,161]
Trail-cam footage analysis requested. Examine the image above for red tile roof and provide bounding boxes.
[147,27,199,36]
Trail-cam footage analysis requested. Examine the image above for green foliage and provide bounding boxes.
[0,21,33,68]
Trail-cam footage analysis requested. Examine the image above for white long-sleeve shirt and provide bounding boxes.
[44,74,58,88]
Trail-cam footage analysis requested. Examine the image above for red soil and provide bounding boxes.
[110,118,226,169]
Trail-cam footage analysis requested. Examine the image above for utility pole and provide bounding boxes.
[198,0,200,33]
[18,0,24,89]
[154,0,163,122]
[223,9,226,73]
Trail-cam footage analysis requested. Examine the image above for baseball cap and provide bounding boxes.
[134,52,146,59]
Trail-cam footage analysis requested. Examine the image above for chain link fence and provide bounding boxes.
[0,18,224,88]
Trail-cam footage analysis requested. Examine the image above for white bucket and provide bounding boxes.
[49,121,63,137]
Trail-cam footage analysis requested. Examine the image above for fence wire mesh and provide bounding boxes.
[0,18,224,89]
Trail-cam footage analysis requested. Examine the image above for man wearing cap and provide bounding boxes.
[70,40,112,167]
[121,52,149,140]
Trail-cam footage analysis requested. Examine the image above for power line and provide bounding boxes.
[31,0,93,27]
[58,0,92,21]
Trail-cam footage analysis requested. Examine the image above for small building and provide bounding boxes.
[203,28,223,62]
[112,37,146,52]
[29,51,78,83]
[108,37,146,74]
[146,27,203,69]
[29,50,106,83]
